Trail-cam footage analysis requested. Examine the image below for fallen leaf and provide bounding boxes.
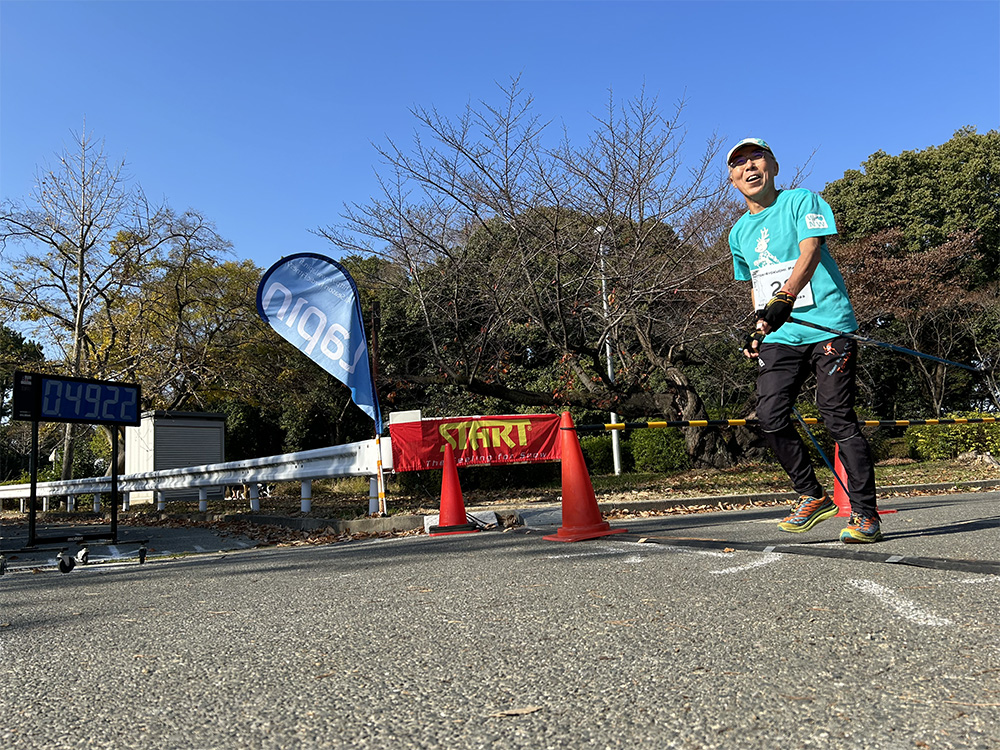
[490,706,542,717]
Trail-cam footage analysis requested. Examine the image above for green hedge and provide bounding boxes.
[905,413,1000,460]
[579,434,633,474]
[578,429,691,474]
[628,427,690,473]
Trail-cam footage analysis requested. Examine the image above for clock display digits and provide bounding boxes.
[120,388,138,422]
[42,379,63,416]
[101,386,121,420]
[17,372,141,425]
[64,382,83,417]
[84,384,101,419]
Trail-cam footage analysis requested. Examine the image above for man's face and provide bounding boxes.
[728,146,778,202]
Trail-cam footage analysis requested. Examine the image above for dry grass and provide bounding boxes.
[4,457,997,523]
[3,457,996,550]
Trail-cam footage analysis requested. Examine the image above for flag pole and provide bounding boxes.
[256,254,387,513]
[373,433,387,515]
[371,300,387,516]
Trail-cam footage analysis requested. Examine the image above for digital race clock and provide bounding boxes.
[12,371,142,426]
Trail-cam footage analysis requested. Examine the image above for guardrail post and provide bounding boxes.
[157,490,166,511]
[67,495,75,512]
[122,492,130,511]
[42,495,50,512]
[369,477,378,515]
[199,488,208,513]
[301,480,312,514]
[249,483,260,511]
[93,494,101,513]
[20,497,26,513]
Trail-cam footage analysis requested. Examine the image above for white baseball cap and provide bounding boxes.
[726,138,774,166]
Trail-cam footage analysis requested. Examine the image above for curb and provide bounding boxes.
[592,478,1000,515]
[228,514,426,535]
[225,478,1000,534]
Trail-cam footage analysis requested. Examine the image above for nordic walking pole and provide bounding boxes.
[792,408,851,500]
[787,317,983,373]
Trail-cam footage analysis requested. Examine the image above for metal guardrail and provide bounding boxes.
[0,437,393,514]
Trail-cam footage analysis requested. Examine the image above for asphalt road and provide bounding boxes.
[2,492,999,749]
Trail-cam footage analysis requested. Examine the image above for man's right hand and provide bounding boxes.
[742,330,765,359]
[759,290,796,332]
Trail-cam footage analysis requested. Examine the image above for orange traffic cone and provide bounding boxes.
[544,412,627,542]
[428,442,480,536]
[833,442,896,517]
[832,443,852,517]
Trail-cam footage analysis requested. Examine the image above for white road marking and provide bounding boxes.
[710,552,783,575]
[954,576,1000,585]
[547,542,735,561]
[658,546,735,559]
[545,547,630,559]
[848,579,953,626]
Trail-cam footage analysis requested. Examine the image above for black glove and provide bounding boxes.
[758,290,796,331]
[742,330,765,356]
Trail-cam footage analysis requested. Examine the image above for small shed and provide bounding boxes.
[125,411,226,504]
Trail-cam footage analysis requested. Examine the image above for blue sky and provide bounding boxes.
[2,0,998,272]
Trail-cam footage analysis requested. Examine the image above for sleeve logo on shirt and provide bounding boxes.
[805,213,828,230]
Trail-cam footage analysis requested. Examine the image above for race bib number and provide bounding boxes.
[750,260,814,309]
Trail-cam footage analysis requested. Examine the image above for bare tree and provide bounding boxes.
[320,80,752,467]
[0,127,228,478]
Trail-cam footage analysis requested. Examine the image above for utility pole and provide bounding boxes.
[595,226,622,475]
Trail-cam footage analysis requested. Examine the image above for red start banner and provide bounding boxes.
[389,414,562,472]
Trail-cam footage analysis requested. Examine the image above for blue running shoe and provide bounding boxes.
[840,513,883,543]
[777,494,837,533]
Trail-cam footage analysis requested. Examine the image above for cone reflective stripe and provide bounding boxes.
[544,412,627,542]
[428,442,479,536]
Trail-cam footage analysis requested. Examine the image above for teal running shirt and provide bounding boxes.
[729,188,857,346]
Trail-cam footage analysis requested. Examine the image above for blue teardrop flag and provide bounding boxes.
[256,253,382,431]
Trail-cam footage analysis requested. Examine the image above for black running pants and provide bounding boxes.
[756,337,877,517]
